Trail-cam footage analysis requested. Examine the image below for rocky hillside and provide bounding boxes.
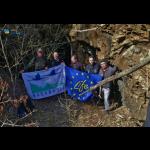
[69,24,150,122]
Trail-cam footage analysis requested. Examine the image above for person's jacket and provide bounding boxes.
[85,63,100,74]
[51,58,63,67]
[71,62,83,71]
[25,56,48,71]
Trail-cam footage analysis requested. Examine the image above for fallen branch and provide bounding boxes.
[72,26,113,35]
[14,109,37,125]
[0,110,38,127]
[0,121,38,127]
[90,56,150,91]
[72,27,98,33]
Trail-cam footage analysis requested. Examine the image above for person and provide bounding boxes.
[70,55,83,71]
[85,56,100,105]
[99,59,117,114]
[51,51,64,67]
[19,48,48,112]
[20,48,48,72]
[85,56,100,74]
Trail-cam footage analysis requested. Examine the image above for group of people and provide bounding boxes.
[69,54,125,114]
[19,48,125,115]
[20,48,64,73]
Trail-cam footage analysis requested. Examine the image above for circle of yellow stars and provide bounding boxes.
[69,72,94,100]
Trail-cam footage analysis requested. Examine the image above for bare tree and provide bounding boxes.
[0,24,70,127]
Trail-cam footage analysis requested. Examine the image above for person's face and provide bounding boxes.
[37,51,43,58]
[71,56,77,63]
[89,57,94,65]
[53,52,59,60]
[101,63,108,70]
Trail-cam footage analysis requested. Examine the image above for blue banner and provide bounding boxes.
[22,64,66,100]
[65,67,103,102]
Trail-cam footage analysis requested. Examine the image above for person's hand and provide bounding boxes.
[98,94,102,99]
[19,70,24,73]
[45,67,48,70]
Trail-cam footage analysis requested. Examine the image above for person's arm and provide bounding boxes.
[112,66,117,75]
[45,57,49,69]
[61,59,65,65]
[95,64,100,74]
[80,63,85,71]
[45,57,49,67]
[24,57,35,71]
[99,69,104,78]
[85,65,89,73]
[50,59,55,67]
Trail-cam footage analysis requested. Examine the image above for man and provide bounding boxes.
[51,51,64,67]
[85,56,100,74]
[70,55,83,71]
[21,48,48,72]
[85,56,100,105]
[19,48,48,113]
[99,59,117,113]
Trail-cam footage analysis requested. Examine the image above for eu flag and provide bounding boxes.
[65,66,103,102]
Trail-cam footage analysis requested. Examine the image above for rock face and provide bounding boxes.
[69,24,150,121]
[69,25,112,61]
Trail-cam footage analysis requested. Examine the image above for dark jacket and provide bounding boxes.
[99,66,117,88]
[71,62,83,71]
[25,56,48,71]
[51,59,63,67]
[85,63,100,74]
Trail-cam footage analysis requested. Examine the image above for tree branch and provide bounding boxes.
[72,27,98,33]
[90,56,150,91]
